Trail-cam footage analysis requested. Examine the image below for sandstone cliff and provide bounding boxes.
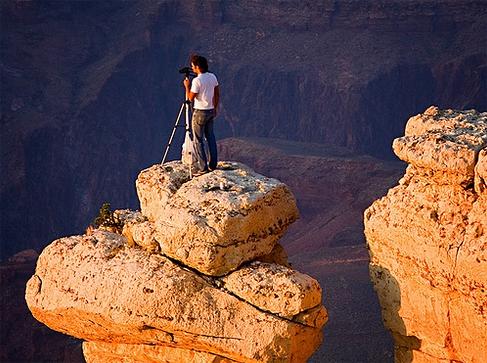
[26,162,326,362]
[365,106,487,362]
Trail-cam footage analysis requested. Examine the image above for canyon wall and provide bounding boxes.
[365,107,487,362]
[1,0,486,258]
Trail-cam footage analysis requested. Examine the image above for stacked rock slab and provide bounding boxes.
[26,161,327,362]
[135,161,299,276]
[364,107,487,362]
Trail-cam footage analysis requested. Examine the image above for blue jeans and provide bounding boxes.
[192,109,217,171]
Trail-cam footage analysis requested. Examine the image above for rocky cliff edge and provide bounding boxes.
[25,161,326,362]
[365,106,487,362]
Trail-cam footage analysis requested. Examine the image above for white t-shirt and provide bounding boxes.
[191,72,219,110]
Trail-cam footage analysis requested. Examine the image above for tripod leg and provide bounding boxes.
[185,101,194,178]
[161,102,185,165]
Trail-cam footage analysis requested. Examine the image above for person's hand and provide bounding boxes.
[183,77,190,89]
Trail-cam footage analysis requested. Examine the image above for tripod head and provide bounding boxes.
[179,66,196,78]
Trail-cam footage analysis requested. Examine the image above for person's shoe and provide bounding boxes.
[193,169,209,177]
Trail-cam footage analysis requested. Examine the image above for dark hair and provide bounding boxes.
[190,54,208,72]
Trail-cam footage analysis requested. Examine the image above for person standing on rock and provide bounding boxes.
[183,54,219,175]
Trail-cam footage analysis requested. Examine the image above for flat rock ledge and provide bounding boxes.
[365,106,487,362]
[26,162,326,362]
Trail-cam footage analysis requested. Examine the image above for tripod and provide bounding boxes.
[160,97,192,165]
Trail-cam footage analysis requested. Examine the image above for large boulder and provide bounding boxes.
[26,162,326,362]
[26,230,325,362]
[136,161,299,276]
[364,106,487,362]
[392,106,487,185]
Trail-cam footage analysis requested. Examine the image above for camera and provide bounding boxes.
[179,66,196,78]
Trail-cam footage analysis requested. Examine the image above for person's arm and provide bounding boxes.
[183,78,197,101]
[213,85,220,114]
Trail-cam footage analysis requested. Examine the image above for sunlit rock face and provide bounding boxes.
[364,107,487,362]
[136,161,299,276]
[26,163,326,362]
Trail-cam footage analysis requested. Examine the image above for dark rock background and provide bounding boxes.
[0,257,84,362]
[1,0,486,259]
[1,0,486,361]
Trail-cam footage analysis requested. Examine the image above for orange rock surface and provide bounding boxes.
[26,163,325,362]
[365,107,487,362]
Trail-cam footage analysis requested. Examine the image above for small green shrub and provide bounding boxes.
[91,202,123,233]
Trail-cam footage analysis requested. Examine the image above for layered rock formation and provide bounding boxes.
[365,107,487,362]
[26,162,326,362]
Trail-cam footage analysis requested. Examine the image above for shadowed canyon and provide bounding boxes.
[1,1,486,362]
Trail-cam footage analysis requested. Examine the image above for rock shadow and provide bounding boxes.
[303,255,394,363]
[370,265,421,363]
